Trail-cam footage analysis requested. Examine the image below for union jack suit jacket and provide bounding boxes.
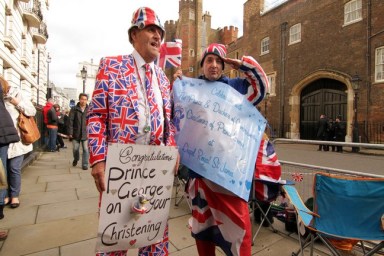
[87,54,176,166]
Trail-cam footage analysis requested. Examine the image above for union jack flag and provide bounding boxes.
[254,134,282,202]
[291,172,304,182]
[158,39,182,69]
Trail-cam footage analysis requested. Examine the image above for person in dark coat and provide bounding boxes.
[316,114,329,151]
[328,118,336,152]
[46,102,59,152]
[54,104,66,149]
[0,77,20,239]
[333,116,346,152]
[68,93,89,170]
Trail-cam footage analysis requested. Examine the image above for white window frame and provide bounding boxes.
[189,67,194,73]
[375,47,384,82]
[289,23,301,45]
[344,0,362,26]
[261,37,270,55]
[189,10,195,20]
[189,49,195,57]
[267,72,276,96]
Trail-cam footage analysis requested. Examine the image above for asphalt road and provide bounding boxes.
[274,143,384,176]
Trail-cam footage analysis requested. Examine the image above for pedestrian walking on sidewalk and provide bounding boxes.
[45,99,59,152]
[43,98,54,149]
[0,77,20,228]
[68,93,89,170]
[54,104,66,150]
[1,76,36,209]
[87,7,178,256]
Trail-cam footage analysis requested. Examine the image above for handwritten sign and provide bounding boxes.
[95,143,178,253]
[173,77,266,201]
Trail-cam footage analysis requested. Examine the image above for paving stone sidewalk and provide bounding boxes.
[0,143,328,256]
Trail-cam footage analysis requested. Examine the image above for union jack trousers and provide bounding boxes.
[188,178,252,256]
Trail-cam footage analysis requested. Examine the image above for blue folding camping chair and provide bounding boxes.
[283,172,384,256]
[250,178,294,243]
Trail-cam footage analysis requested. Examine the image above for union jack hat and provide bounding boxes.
[200,43,227,69]
[128,7,165,43]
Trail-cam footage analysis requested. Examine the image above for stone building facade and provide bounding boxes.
[0,0,53,107]
[165,0,384,143]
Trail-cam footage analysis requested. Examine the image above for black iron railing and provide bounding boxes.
[266,122,383,144]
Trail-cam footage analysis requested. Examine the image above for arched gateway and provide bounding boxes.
[300,79,347,139]
[289,70,356,141]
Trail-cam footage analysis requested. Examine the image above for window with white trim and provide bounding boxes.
[267,72,276,96]
[189,49,195,57]
[375,47,384,82]
[344,0,362,26]
[289,23,301,45]
[261,37,270,55]
[189,10,195,20]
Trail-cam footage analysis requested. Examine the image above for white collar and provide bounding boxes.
[132,50,155,70]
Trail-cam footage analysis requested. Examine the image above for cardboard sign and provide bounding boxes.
[173,77,266,201]
[95,143,178,253]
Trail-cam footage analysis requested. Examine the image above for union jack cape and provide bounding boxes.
[254,133,282,202]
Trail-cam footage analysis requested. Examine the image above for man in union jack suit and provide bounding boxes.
[174,43,269,256]
[87,7,177,256]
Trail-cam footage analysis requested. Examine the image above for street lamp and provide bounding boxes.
[80,65,87,94]
[47,82,53,99]
[46,53,52,100]
[351,74,361,152]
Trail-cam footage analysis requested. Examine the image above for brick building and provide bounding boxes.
[163,0,239,79]
[165,0,384,143]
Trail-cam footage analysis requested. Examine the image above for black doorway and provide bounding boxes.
[300,78,347,139]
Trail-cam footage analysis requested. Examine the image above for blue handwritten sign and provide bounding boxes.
[173,77,266,201]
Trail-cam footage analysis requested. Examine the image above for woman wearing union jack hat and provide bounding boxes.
[174,43,269,256]
[88,6,179,256]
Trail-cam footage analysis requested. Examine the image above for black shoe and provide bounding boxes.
[10,203,20,209]
[72,160,78,167]
[82,166,88,170]
[0,205,4,219]
[10,198,20,209]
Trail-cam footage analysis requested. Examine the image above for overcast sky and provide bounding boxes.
[45,0,248,89]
